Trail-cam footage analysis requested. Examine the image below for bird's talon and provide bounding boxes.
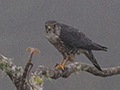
[55,63,66,70]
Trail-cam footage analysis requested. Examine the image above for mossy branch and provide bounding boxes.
[0,52,42,90]
[0,47,120,90]
[32,62,120,79]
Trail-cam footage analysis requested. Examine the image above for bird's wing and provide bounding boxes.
[59,24,93,50]
[59,24,107,51]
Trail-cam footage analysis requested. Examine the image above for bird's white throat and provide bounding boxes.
[46,32,59,44]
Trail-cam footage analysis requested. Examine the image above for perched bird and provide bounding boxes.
[45,20,107,71]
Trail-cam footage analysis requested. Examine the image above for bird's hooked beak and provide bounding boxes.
[47,26,51,29]
[47,26,51,30]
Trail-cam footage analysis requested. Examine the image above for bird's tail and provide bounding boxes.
[83,50,102,71]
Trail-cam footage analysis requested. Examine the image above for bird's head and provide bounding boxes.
[45,20,61,36]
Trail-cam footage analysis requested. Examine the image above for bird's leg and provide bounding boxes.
[62,58,69,66]
[60,59,65,65]
[55,58,64,66]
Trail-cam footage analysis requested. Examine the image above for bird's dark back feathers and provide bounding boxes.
[59,23,107,51]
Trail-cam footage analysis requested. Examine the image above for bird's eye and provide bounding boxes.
[53,24,56,27]
[52,24,56,29]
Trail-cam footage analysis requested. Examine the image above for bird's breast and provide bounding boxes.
[46,33,59,44]
[46,33,68,53]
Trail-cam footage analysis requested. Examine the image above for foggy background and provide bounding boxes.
[0,0,120,90]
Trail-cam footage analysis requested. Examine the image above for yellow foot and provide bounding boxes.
[55,63,66,70]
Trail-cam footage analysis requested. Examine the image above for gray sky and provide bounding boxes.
[0,0,120,90]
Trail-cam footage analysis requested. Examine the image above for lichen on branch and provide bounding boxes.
[0,47,120,90]
[32,62,120,79]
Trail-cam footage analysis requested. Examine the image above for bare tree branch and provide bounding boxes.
[0,53,120,90]
[33,62,120,79]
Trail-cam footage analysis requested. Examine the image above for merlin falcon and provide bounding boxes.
[45,20,107,71]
